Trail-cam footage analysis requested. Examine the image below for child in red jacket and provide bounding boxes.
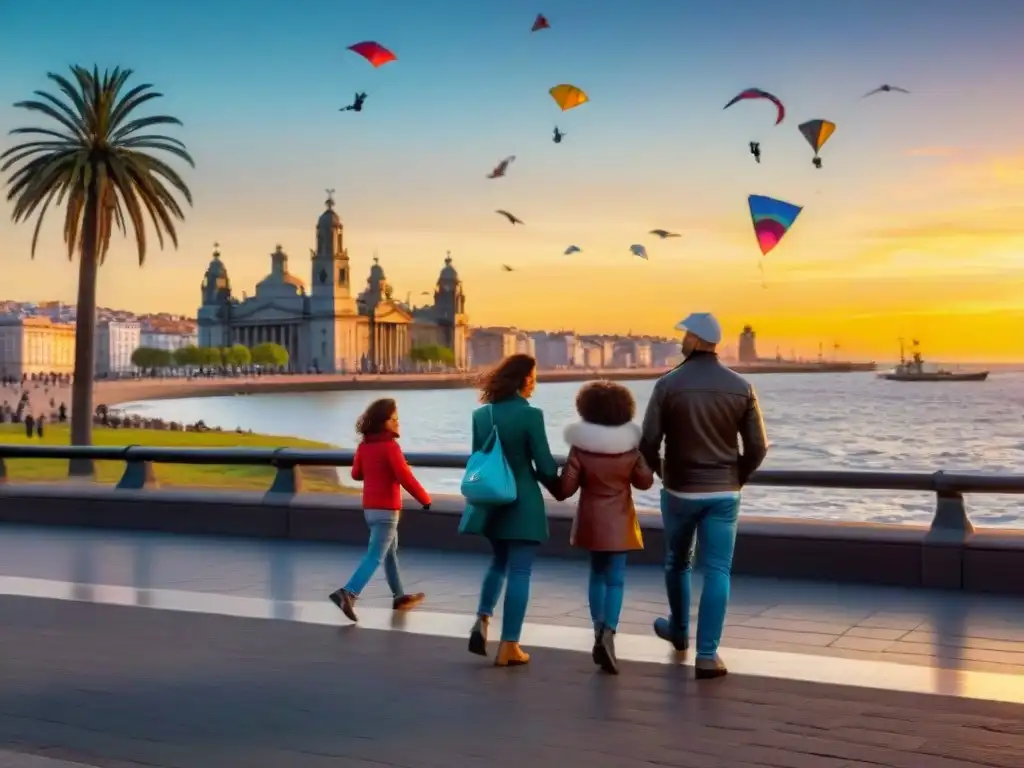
[329,398,432,622]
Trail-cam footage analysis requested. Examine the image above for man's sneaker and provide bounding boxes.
[653,617,689,651]
[329,588,358,622]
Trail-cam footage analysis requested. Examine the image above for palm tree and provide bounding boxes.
[1,66,193,476]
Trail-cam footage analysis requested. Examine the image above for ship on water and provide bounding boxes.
[878,339,989,382]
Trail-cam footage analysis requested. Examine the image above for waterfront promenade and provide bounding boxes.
[0,525,1021,766]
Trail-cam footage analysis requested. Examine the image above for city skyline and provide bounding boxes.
[1,1,1023,362]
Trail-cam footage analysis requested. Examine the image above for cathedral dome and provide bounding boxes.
[206,246,227,278]
[317,193,342,230]
[436,252,460,289]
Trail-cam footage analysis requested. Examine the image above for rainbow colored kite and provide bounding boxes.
[748,194,802,255]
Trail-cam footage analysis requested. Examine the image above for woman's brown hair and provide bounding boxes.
[356,397,397,436]
[575,380,636,427]
[477,353,536,404]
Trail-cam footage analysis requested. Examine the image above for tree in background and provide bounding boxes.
[223,344,251,368]
[410,344,455,367]
[130,347,173,370]
[250,342,289,368]
[0,66,193,476]
[198,347,224,367]
[173,345,202,367]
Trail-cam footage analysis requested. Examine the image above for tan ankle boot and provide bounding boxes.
[494,641,530,667]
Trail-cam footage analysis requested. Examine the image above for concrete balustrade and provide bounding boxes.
[0,445,1021,594]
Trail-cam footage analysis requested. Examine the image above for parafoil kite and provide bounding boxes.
[630,244,648,260]
[798,119,836,168]
[487,155,516,179]
[532,14,550,32]
[723,88,785,125]
[748,194,802,256]
[347,41,396,68]
[564,245,581,255]
[549,84,588,111]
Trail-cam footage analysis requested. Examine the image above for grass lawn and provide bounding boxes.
[0,424,354,494]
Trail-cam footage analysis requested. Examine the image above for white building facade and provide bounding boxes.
[0,317,76,378]
[140,323,198,353]
[96,321,141,375]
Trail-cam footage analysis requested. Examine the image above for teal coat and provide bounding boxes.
[466,395,560,543]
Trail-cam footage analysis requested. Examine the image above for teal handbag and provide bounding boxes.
[460,405,517,508]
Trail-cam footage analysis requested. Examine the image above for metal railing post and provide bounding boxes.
[116,446,158,490]
[267,449,301,496]
[921,471,975,590]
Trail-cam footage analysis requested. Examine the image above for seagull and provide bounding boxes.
[649,229,680,239]
[564,245,581,255]
[420,291,431,295]
[863,84,910,98]
[496,210,524,225]
[487,155,516,179]
[630,244,648,260]
[501,264,514,272]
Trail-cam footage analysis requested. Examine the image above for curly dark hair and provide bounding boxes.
[575,380,636,427]
[477,353,536,404]
[356,397,397,436]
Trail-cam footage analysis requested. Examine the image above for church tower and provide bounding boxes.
[308,191,358,372]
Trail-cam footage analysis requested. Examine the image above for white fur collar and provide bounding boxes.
[564,421,641,455]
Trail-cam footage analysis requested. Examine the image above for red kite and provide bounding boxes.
[531,14,550,32]
[347,41,396,68]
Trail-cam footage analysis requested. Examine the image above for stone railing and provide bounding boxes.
[0,445,1021,594]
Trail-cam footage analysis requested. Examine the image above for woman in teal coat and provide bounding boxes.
[464,354,559,667]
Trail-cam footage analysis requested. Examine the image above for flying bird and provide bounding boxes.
[630,244,648,260]
[863,84,910,97]
[420,291,431,295]
[487,155,516,179]
[501,264,514,272]
[496,210,524,225]
[339,92,367,112]
[564,245,581,255]
[649,229,680,239]
[553,127,565,143]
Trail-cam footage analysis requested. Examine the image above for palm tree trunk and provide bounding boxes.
[68,198,101,478]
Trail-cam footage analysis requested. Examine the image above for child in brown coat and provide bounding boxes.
[557,381,654,674]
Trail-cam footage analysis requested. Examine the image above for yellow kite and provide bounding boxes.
[549,84,589,112]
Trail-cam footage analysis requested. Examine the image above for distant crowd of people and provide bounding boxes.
[1,372,69,437]
[328,311,768,680]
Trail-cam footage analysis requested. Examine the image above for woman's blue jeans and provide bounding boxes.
[589,551,628,631]
[343,510,406,597]
[660,491,740,659]
[476,539,538,642]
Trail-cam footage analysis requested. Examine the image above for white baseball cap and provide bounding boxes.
[674,312,722,344]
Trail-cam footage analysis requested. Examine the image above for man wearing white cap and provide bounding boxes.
[639,312,768,679]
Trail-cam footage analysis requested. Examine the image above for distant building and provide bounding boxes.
[514,330,535,358]
[96,320,141,375]
[738,325,759,363]
[141,320,198,353]
[0,316,75,379]
[196,194,468,372]
[468,327,518,369]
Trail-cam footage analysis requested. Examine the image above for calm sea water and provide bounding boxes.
[121,372,1024,528]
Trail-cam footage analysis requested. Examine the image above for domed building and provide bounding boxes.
[196,192,469,372]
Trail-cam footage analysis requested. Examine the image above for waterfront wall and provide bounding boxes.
[0,485,1019,595]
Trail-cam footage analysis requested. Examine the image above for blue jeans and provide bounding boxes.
[589,552,627,632]
[343,510,406,597]
[660,491,740,659]
[476,539,537,642]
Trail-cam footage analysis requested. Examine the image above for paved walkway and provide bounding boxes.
[0,525,1022,677]
[0,596,1022,768]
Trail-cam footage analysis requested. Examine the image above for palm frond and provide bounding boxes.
[1,64,192,263]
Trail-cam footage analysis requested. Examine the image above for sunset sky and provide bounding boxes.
[1,0,1023,362]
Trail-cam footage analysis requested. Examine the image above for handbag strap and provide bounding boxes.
[487,403,495,432]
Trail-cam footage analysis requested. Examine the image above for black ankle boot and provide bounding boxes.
[594,626,619,675]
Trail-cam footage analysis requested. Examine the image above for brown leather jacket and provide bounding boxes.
[639,351,768,493]
[557,421,655,552]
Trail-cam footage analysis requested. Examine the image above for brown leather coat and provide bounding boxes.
[557,421,655,552]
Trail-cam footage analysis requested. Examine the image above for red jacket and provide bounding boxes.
[352,432,431,510]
